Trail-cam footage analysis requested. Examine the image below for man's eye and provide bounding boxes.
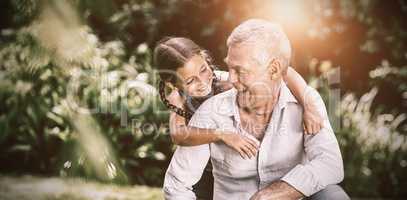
[201,67,207,73]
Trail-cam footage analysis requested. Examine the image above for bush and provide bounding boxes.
[0,1,172,186]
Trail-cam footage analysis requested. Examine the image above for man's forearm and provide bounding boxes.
[250,180,304,200]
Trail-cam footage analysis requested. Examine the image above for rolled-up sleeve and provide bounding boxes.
[163,99,217,200]
[281,88,344,196]
[163,145,210,200]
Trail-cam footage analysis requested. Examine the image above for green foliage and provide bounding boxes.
[0,0,172,186]
[337,88,407,197]
[0,28,66,173]
[312,63,407,197]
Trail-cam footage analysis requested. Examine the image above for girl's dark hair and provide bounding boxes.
[154,37,217,119]
[154,37,214,83]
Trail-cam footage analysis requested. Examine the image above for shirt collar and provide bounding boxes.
[277,81,298,110]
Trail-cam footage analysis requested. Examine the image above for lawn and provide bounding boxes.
[0,175,163,200]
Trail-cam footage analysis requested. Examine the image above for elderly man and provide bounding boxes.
[163,19,349,200]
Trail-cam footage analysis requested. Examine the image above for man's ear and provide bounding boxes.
[267,58,282,80]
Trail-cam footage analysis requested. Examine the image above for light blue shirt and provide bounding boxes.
[163,82,344,200]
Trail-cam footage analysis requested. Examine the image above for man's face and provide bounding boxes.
[225,44,275,109]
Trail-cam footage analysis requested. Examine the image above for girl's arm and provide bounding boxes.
[283,67,323,134]
[166,89,258,159]
[169,111,220,146]
[169,111,258,159]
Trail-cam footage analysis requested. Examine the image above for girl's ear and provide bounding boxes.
[267,58,282,80]
[165,81,186,97]
[165,81,176,90]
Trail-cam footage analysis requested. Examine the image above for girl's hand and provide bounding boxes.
[303,99,323,135]
[219,132,259,159]
[166,88,185,108]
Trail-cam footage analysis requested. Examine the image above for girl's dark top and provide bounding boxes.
[187,71,227,200]
[162,70,229,200]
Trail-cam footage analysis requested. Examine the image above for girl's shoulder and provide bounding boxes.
[213,70,233,94]
[214,70,229,82]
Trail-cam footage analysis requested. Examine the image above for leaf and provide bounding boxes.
[7,144,32,153]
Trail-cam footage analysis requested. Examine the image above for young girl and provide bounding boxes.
[154,37,322,200]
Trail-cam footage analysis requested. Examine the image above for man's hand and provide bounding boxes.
[250,181,304,200]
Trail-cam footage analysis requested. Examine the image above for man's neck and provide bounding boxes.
[237,87,280,140]
[254,100,277,118]
[236,86,281,142]
[242,84,281,119]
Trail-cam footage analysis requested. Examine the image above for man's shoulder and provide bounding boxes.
[306,86,322,96]
[203,88,235,105]
[304,86,325,106]
[188,89,235,128]
[302,86,329,118]
[196,88,236,116]
[285,85,324,106]
[214,87,236,99]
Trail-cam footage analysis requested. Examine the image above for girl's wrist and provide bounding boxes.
[214,129,225,142]
[302,86,314,107]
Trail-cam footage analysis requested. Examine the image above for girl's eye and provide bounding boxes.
[200,67,207,73]
[186,79,193,85]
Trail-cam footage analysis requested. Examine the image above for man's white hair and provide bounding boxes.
[227,19,291,69]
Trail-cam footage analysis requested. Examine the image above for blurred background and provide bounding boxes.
[0,0,406,199]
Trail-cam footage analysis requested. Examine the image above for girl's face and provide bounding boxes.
[175,54,214,97]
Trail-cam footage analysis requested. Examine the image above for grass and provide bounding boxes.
[0,175,163,200]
